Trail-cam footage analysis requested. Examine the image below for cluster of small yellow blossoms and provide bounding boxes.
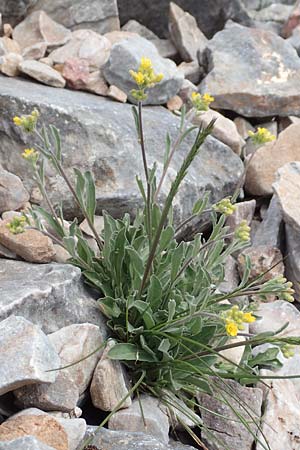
[22,147,39,162]
[6,216,27,234]
[129,57,163,101]
[223,305,256,337]
[13,109,39,133]
[277,276,295,302]
[191,92,214,112]
[248,127,276,145]
[281,343,296,359]
[213,198,236,216]
[235,220,251,242]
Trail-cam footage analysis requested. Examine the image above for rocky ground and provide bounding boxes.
[1,0,300,449]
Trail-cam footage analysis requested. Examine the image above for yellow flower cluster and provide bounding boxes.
[191,92,214,112]
[13,109,39,133]
[277,276,295,302]
[6,216,26,234]
[248,127,275,145]
[281,343,295,359]
[223,305,256,337]
[129,57,163,101]
[22,148,39,162]
[213,198,236,216]
[235,220,251,242]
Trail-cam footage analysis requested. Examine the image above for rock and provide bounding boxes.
[0,76,243,227]
[3,24,13,38]
[90,340,131,411]
[0,242,17,259]
[107,85,127,103]
[169,2,207,62]
[246,124,300,196]
[282,0,300,37]
[177,79,197,104]
[0,53,23,76]
[287,25,300,55]
[251,4,293,23]
[273,161,300,232]
[0,260,106,333]
[0,414,68,450]
[200,23,300,117]
[194,109,245,155]
[49,29,111,70]
[0,219,56,263]
[103,36,183,105]
[0,167,29,213]
[162,391,200,430]
[80,215,104,237]
[49,323,103,395]
[285,223,300,300]
[177,61,202,85]
[22,42,47,60]
[62,57,89,90]
[237,245,284,284]
[52,244,70,263]
[28,0,120,34]
[19,60,66,88]
[84,70,109,96]
[0,315,59,395]
[253,195,283,248]
[249,300,300,336]
[12,10,71,52]
[0,0,37,26]
[0,436,57,450]
[0,36,21,55]
[109,395,170,444]
[218,255,239,294]
[226,200,256,235]
[167,95,183,111]
[234,117,255,141]
[197,379,263,450]
[104,30,139,45]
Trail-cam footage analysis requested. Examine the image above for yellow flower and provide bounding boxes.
[225,321,238,337]
[12,109,39,133]
[129,57,164,101]
[6,216,27,234]
[22,148,38,160]
[248,127,275,145]
[213,198,236,216]
[13,116,23,126]
[243,312,256,323]
[203,93,215,104]
[191,92,214,112]
[139,57,152,71]
[235,220,251,242]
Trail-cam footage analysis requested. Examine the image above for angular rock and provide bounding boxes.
[226,200,256,236]
[19,60,66,88]
[234,117,255,141]
[0,260,106,333]
[169,2,207,62]
[285,223,300,300]
[0,436,56,450]
[12,10,71,51]
[0,219,56,263]
[177,61,202,85]
[90,340,131,411]
[0,414,68,450]
[0,36,21,55]
[197,379,263,450]
[218,255,239,294]
[103,36,184,105]
[252,195,283,248]
[246,124,300,196]
[0,53,23,77]
[49,323,103,395]
[0,315,59,395]
[281,0,300,37]
[0,167,29,213]
[251,4,293,24]
[0,75,244,226]
[237,245,284,284]
[0,242,17,259]
[287,24,300,55]
[104,30,139,45]
[3,24,13,38]
[167,95,183,111]
[62,57,89,90]
[107,85,127,103]
[109,395,170,444]
[83,70,109,96]
[80,215,104,237]
[200,23,300,117]
[0,0,37,26]
[49,29,111,70]
[22,42,47,60]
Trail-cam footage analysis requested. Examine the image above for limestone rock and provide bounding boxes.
[0,315,59,395]
[0,36,21,55]
[109,395,170,444]
[253,195,283,248]
[287,24,300,55]
[103,36,184,105]
[0,260,106,333]
[246,124,300,196]
[0,52,23,76]
[0,167,29,213]
[19,60,66,88]
[107,85,127,103]
[22,42,47,60]
[200,23,300,117]
[234,117,255,141]
[251,4,293,24]
[285,223,300,300]
[0,436,56,450]
[249,300,300,336]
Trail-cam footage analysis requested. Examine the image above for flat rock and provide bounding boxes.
[0,36,21,55]
[0,167,29,213]
[62,57,89,90]
[249,300,300,336]
[246,124,300,196]
[0,260,106,333]
[200,23,300,117]
[0,53,23,77]
[0,435,56,450]
[19,60,66,88]
[0,315,59,395]
[0,75,243,229]
[252,195,283,248]
[225,200,256,235]
[22,42,48,60]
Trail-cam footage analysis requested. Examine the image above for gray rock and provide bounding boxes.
[0,435,56,450]
[250,4,293,23]
[200,23,300,117]
[252,195,283,248]
[0,260,106,334]
[103,36,183,105]
[217,255,239,294]
[0,0,38,26]
[285,223,300,300]
[55,417,86,450]
[0,167,29,213]
[226,200,256,236]
[0,75,244,227]
[250,300,300,336]
[109,395,170,444]
[0,315,59,395]
[19,60,66,88]
[287,25,300,55]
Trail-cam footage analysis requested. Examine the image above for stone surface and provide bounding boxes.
[0,75,244,227]
[107,85,127,103]
[226,200,256,235]
[287,24,300,55]
[177,61,202,85]
[0,315,59,395]
[19,60,66,88]
[22,42,47,60]
[0,52,23,76]
[49,323,103,395]
[246,124,300,196]
[167,95,183,111]
[0,36,21,55]
[0,167,29,213]
[169,2,207,62]
[218,255,240,294]
[0,414,68,450]
[285,223,300,300]
[250,300,300,336]
[90,340,131,411]
[80,215,104,237]
[109,395,170,444]
[103,36,183,105]
[0,436,56,450]
[253,195,283,248]
[84,70,109,96]
[0,219,56,263]
[12,10,71,51]
[234,117,255,140]
[0,0,37,26]
[62,57,89,90]
[237,245,284,284]
[200,23,300,117]
[197,378,263,450]
[0,260,106,333]
[282,0,300,38]
[49,29,111,70]
[251,3,293,23]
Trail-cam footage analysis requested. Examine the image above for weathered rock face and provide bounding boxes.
[0,0,38,26]
[200,23,300,117]
[0,76,243,225]
[0,435,57,450]
[19,60,66,88]
[0,260,106,333]
[0,168,29,213]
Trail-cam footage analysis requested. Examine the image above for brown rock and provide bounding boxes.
[0,36,20,55]
[84,70,109,96]
[0,414,68,450]
[167,95,183,111]
[226,200,256,235]
[0,53,23,76]
[104,30,139,45]
[282,0,300,38]
[62,57,89,90]
[107,85,127,103]
[19,60,66,88]
[246,124,300,196]
[3,24,13,38]
[0,219,56,263]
